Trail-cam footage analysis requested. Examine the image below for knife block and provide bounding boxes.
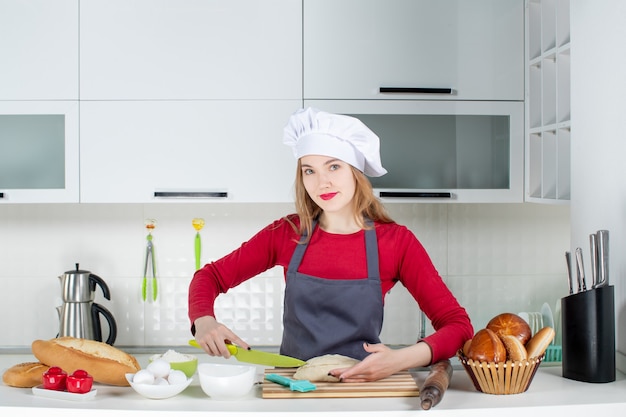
[561,285,615,383]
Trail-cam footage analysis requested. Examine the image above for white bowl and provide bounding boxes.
[197,363,256,400]
[125,373,193,400]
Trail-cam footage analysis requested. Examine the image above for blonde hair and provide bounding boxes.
[285,161,394,242]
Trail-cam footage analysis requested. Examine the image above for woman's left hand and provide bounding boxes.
[329,342,432,382]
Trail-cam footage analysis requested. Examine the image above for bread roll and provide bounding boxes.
[2,362,50,388]
[525,327,555,359]
[31,337,140,386]
[467,328,507,363]
[462,339,472,357]
[486,313,532,345]
[499,334,528,362]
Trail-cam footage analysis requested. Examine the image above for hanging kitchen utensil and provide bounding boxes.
[192,218,205,271]
[142,219,158,302]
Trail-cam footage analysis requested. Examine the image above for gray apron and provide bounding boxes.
[280,221,384,361]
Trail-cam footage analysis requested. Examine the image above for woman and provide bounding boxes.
[188,108,473,382]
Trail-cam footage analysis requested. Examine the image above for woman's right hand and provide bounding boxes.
[193,315,250,358]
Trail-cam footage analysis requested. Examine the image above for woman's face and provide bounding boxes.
[299,155,356,215]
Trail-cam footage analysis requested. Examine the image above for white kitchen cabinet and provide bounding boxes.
[79,101,301,203]
[306,100,524,203]
[79,0,301,100]
[525,0,571,203]
[0,0,79,100]
[0,101,80,203]
[304,0,524,101]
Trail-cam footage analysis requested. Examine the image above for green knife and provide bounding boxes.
[189,340,305,368]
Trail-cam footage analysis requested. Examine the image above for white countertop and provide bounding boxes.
[1,352,625,416]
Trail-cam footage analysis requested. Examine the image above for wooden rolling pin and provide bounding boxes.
[419,360,453,410]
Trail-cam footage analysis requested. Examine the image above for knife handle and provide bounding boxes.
[189,339,239,355]
[565,251,573,294]
[575,247,586,291]
[596,230,609,287]
[589,234,598,288]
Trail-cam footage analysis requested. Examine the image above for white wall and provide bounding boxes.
[0,202,569,350]
[571,0,626,372]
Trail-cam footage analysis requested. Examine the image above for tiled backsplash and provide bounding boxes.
[0,203,570,348]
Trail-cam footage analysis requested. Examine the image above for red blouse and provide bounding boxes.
[188,215,473,363]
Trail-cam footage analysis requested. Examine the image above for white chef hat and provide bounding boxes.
[283,108,387,177]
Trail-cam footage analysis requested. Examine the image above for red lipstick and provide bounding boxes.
[320,192,338,201]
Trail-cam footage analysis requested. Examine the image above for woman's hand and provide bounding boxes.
[193,315,250,358]
[329,342,432,383]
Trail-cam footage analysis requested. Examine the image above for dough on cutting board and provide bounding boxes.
[293,354,360,382]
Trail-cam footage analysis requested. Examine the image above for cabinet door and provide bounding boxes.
[0,0,78,100]
[305,100,524,203]
[304,0,524,101]
[0,101,79,203]
[80,0,301,100]
[79,100,300,203]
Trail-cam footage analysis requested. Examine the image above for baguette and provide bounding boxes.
[31,337,140,386]
[2,362,50,388]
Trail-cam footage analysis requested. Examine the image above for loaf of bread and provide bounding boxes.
[2,362,50,388]
[31,337,140,386]
[467,328,507,363]
[486,313,532,345]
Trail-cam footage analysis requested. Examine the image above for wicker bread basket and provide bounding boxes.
[458,351,544,395]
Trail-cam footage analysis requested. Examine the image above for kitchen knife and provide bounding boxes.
[189,340,306,368]
[595,230,609,287]
[574,247,587,292]
[565,251,574,294]
[589,234,598,288]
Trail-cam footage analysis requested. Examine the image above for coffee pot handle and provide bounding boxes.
[89,274,111,300]
[91,303,117,345]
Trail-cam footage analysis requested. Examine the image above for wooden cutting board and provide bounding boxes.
[262,368,420,398]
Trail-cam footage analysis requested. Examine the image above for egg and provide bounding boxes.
[147,359,171,378]
[167,369,187,385]
[154,377,169,386]
[132,369,155,385]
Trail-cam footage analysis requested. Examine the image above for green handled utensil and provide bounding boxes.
[189,340,305,368]
[192,218,205,271]
[142,219,157,302]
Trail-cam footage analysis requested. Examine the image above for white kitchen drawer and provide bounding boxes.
[304,0,524,101]
[79,0,301,100]
[79,100,301,203]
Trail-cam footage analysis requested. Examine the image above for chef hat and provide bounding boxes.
[283,108,387,177]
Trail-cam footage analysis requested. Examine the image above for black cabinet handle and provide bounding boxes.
[379,87,453,94]
[0,192,4,199]
[379,191,452,198]
[154,191,228,198]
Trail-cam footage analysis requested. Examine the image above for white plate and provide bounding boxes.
[541,302,555,331]
[32,385,97,401]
